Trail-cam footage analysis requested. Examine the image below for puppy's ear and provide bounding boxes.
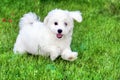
[44,16,49,25]
[69,11,82,22]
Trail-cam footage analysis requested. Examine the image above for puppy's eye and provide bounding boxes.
[64,22,67,26]
[54,22,58,25]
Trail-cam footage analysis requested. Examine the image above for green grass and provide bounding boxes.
[0,0,120,80]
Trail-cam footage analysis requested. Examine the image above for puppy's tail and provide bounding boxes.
[19,12,40,29]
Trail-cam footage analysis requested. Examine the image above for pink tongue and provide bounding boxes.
[57,34,63,38]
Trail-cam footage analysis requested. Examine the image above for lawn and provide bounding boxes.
[0,0,120,80]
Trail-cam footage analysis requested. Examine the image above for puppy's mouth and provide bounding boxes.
[56,33,63,39]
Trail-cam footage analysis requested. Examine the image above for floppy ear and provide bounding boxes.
[44,16,49,25]
[69,11,82,22]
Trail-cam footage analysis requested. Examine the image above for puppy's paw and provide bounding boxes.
[13,47,26,54]
[67,52,78,61]
[50,53,60,61]
[61,51,78,61]
[50,55,58,61]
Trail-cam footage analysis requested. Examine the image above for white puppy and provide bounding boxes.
[13,9,82,61]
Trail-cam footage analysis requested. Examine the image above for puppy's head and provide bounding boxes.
[44,9,82,39]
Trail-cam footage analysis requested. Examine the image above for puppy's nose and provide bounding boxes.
[58,29,62,33]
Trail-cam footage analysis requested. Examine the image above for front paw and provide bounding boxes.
[50,55,58,61]
[61,52,78,61]
[67,52,78,61]
[50,52,60,61]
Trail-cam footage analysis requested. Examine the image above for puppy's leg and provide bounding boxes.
[50,51,59,61]
[47,47,60,61]
[61,48,78,61]
[13,36,26,54]
[50,47,60,61]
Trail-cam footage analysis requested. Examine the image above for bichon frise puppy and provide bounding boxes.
[13,9,82,61]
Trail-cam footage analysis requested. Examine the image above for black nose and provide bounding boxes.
[58,29,62,33]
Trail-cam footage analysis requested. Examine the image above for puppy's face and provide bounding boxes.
[44,9,82,39]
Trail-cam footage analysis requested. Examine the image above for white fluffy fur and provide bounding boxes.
[13,9,82,61]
